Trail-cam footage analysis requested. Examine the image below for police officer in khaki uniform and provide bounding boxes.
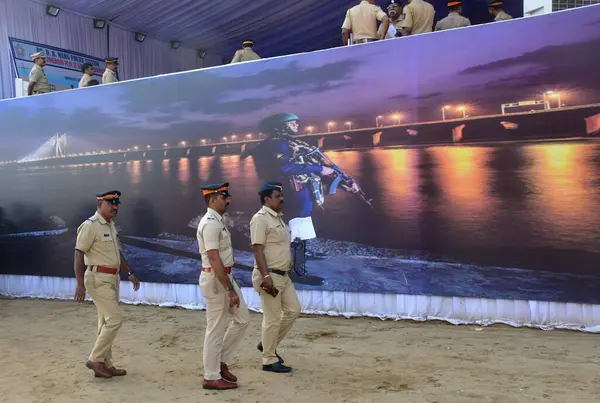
[401,0,435,36]
[196,182,250,390]
[27,51,50,96]
[342,0,390,45]
[435,0,471,31]
[250,182,301,373]
[488,0,513,21]
[380,0,405,39]
[102,58,119,84]
[231,40,261,64]
[74,190,140,379]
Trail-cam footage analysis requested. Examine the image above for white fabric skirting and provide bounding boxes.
[2,274,600,333]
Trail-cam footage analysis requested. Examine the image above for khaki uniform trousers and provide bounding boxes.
[84,269,123,366]
[199,271,250,380]
[252,269,301,365]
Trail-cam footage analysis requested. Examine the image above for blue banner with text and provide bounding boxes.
[8,37,105,91]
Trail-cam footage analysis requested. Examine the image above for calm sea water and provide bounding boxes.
[2,141,600,274]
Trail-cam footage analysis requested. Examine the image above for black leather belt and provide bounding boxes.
[270,269,288,276]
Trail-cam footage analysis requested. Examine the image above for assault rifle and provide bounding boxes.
[301,146,373,208]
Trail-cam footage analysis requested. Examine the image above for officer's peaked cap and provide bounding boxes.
[96,190,122,204]
[201,182,231,198]
[258,181,284,195]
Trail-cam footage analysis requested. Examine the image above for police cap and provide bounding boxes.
[201,182,231,198]
[258,181,283,195]
[105,57,119,65]
[488,0,503,6]
[242,40,254,47]
[387,0,402,7]
[448,0,462,6]
[30,51,46,61]
[96,190,121,204]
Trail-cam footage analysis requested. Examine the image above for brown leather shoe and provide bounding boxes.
[85,361,112,378]
[202,378,238,390]
[107,367,127,376]
[220,362,237,383]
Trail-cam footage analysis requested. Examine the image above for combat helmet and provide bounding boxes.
[259,113,300,137]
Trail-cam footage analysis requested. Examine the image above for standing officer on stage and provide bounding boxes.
[102,58,119,84]
[250,182,301,373]
[197,182,250,390]
[381,0,405,39]
[74,190,140,379]
[342,0,390,45]
[27,51,50,96]
[488,0,513,21]
[435,0,471,31]
[400,0,435,36]
[231,40,261,64]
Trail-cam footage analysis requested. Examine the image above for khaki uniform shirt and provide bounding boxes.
[75,212,121,268]
[435,12,471,31]
[197,208,234,268]
[102,68,118,84]
[78,73,94,88]
[29,65,50,94]
[402,0,435,35]
[231,48,261,63]
[250,206,292,271]
[381,17,404,38]
[495,10,513,21]
[341,1,388,41]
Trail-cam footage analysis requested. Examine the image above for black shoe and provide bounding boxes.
[257,342,284,364]
[262,362,292,373]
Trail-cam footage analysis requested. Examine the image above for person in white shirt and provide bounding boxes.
[79,63,95,88]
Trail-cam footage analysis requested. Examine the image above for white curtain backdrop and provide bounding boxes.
[0,0,210,99]
[2,274,600,333]
[108,25,203,81]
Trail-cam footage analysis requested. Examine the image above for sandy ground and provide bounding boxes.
[1,298,599,403]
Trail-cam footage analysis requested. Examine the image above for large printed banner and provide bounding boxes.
[8,37,105,91]
[1,6,600,305]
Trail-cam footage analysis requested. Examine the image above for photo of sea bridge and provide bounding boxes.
[3,99,600,168]
[2,3,600,306]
